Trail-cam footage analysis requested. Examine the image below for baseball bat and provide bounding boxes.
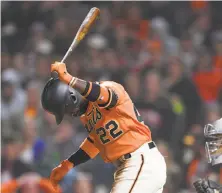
[51,7,100,79]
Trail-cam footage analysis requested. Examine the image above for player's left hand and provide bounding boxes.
[51,62,72,84]
[50,160,73,191]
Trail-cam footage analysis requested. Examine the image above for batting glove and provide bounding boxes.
[51,62,73,84]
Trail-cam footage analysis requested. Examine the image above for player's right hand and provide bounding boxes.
[50,160,74,191]
[51,62,73,84]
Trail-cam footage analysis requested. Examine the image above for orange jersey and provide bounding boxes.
[80,81,152,163]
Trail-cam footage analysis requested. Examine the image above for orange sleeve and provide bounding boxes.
[80,137,100,159]
[97,81,126,109]
[96,85,110,105]
[81,81,126,109]
[81,82,110,104]
[38,178,62,193]
[1,180,19,193]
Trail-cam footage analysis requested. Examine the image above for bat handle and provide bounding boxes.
[61,51,70,63]
[61,38,78,63]
[51,71,59,79]
[51,52,71,79]
[51,52,70,79]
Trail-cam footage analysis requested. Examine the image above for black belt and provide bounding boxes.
[123,141,156,160]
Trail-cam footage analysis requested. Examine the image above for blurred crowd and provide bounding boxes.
[1,1,222,193]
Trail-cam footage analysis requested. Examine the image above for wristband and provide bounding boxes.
[69,77,77,87]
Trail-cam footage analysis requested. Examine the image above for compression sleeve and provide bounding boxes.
[69,78,119,108]
[68,148,91,166]
[67,137,99,166]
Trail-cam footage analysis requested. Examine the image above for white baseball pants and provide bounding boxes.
[110,142,167,193]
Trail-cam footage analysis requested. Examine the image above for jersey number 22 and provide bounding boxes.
[96,120,123,144]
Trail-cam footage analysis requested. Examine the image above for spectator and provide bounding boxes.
[136,70,176,143]
[189,12,212,49]
[12,53,28,87]
[73,172,93,193]
[204,104,221,123]
[20,119,46,165]
[157,140,182,193]
[95,7,114,42]
[182,124,207,189]
[193,50,222,106]
[164,56,202,128]
[35,56,51,82]
[44,120,78,167]
[113,24,133,56]
[1,69,26,140]
[1,52,11,70]
[212,26,222,69]
[103,48,125,83]
[123,71,141,101]
[1,137,33,183]
[52,18,71,55]
[24,81,43,123]
[179,33,197,75]
[38,111,57,139]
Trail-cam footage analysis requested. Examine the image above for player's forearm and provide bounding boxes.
[70,78,102,102]
[68,76,88,95]
[67,148,91,166]
[68,76,118,109]
[68,76,111,104]
[67,136,100,166]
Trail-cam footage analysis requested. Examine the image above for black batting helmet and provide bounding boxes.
[41,78,88,124]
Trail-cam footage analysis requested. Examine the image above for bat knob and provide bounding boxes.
[51,71,59,79]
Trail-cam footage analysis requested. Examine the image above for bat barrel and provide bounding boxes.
[76,7,100,41]
[51,7,100,79]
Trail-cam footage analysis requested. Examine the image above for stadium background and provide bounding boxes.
[1,1,222,193]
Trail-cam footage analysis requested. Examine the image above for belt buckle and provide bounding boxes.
[148,141,156,149]
[124,153,131,160]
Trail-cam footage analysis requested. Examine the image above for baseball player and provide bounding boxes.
[193,118,222,193]
[41,62,167,193]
